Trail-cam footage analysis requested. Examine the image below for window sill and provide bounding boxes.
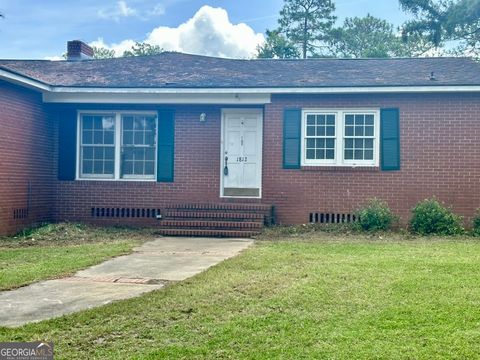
[301,166,380,172]
[72,179,158,186]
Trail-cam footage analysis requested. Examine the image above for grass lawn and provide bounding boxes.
[0,223,155,290]
[1,229,480,359]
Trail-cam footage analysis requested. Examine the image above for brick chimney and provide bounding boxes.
[67,40,94,61]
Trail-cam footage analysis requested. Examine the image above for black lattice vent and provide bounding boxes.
[13,208,29,220]
[309,212,357,224]
[91,207,161,219]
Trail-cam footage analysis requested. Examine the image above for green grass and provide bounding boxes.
[1,231,480,359]
[0,223,155,290]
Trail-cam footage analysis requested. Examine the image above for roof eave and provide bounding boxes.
[3,68,480,97]
[0,68,51,92]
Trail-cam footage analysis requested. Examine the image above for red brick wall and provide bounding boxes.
[264,93,480,225]
[3,86,477,234]
[0,81,54,235]
[54,105,261,227]
[52,93,480,227]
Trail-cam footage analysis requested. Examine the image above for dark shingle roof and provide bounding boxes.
[0,52,479,88]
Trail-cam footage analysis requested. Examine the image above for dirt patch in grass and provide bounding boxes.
[0,223,159,290]
[0,222,157,248]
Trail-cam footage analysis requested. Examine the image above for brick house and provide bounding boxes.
[1,40,479,236]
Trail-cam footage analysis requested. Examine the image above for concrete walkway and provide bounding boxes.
[0,237,253,327]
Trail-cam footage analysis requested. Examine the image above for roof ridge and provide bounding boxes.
[0,51,474,63]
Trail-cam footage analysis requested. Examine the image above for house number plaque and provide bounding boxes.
[237,157,248,162]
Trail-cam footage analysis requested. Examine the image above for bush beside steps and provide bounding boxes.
[410,198,464,236]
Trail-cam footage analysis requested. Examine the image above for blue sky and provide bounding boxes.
[0,0,411,59]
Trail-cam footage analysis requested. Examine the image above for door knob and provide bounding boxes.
[224,156,229,176]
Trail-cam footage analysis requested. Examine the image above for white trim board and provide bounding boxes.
[45,85,480,94]
[41,85,480,104]
[0,69,51,92]
[44,92,272,104]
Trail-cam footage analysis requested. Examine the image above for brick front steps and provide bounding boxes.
[156,203,274,238]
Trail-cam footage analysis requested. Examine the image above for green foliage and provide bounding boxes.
[328,15,398,58]
[265,2,432,58]
[327,14,432,58]
[257,29,300,59]
[472,209,480,236]
[278,0,336,58]
[400,0,480,57]
[356,198,396,232]
[123,42,163,57]
[91,42,164,60]
[410,198,464,235]
[399,32,439,57]
[92,46,116,59]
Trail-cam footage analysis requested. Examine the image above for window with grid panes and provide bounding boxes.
[78,112,157,180]
[80,115,115,178]
[343,114,375,162]
[121,115,156,179]
[302,110,378,166]
[304,113,336,163]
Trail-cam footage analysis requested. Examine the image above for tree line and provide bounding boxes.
[2,0,478,59]
[92,42,164,59]
[95,0,479,59]
[257,0,480,59]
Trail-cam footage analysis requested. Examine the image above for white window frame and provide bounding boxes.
[76,110,158,181]
[301,109,380,167]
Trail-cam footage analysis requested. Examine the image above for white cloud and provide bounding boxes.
[43,55,63,61]
[149,4,166,17]
[92,6,265,59]
[98,1,137,21]
[90,37,136,56]
[118,1,136,17]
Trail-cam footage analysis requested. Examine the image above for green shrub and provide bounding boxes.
[356,198,396,232]
[410,198,464,235]
[472,210,480,236]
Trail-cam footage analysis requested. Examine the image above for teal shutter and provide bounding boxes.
[58,109,77,181]
[157,110,175,182]
[283,109,302,169]
[380,108,400,171]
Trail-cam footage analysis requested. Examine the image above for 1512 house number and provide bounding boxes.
[237,157,248,162]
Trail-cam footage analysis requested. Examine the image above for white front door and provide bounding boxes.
[221,109,263,198]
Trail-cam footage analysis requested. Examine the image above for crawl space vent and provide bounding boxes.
[91,207,161,218]
[13,208,29,220]
[309,212,357,224]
